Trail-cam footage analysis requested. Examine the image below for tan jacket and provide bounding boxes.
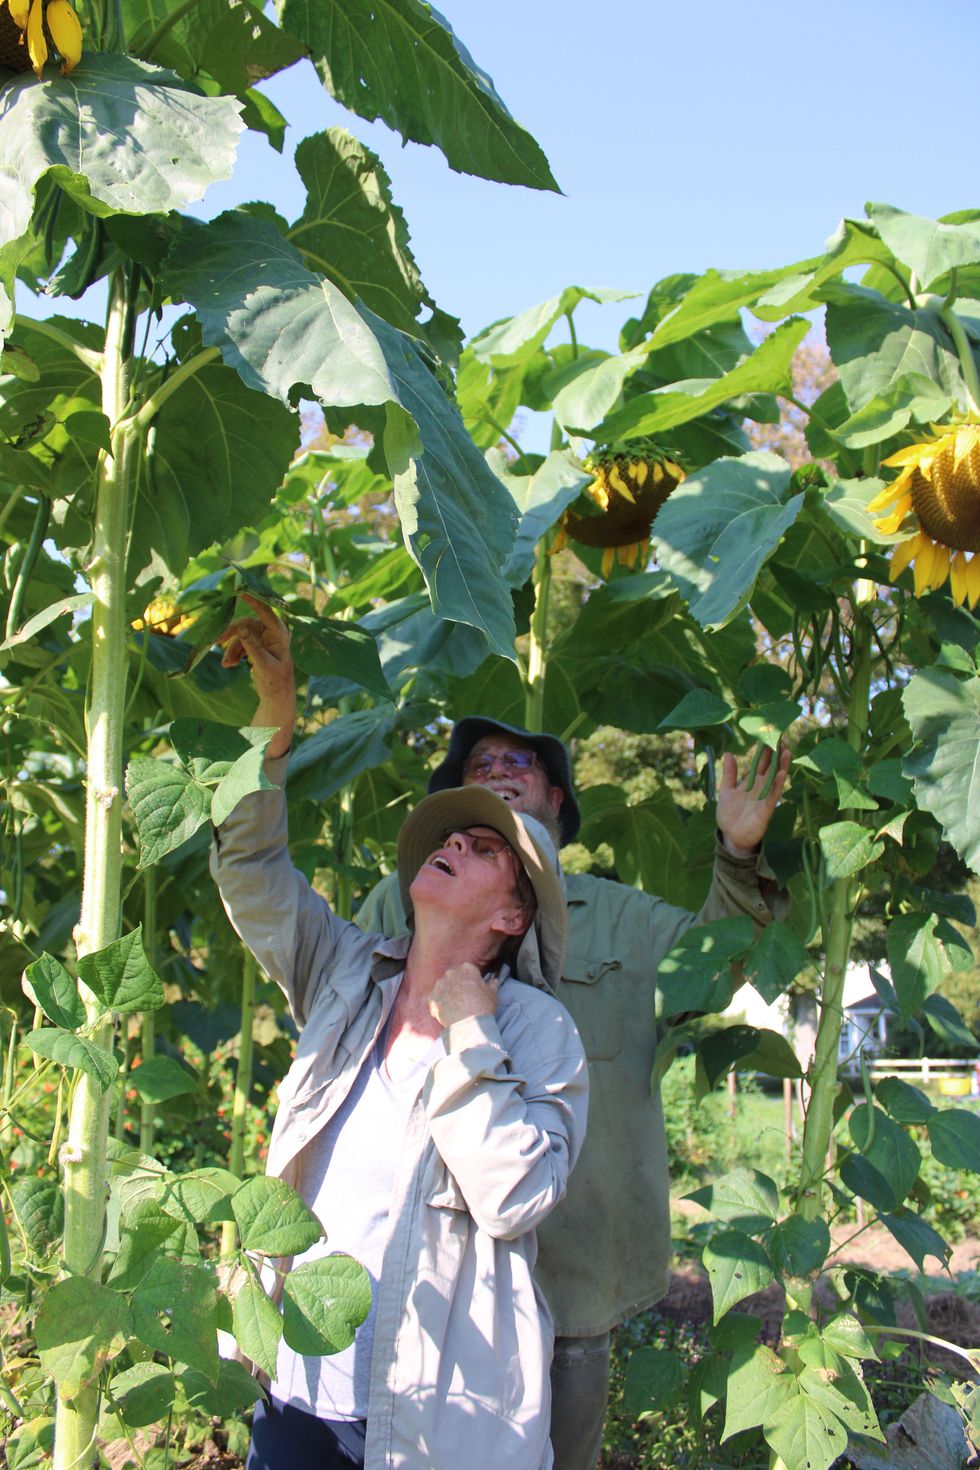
[359,842,779,1337]
[211,768,588,1469]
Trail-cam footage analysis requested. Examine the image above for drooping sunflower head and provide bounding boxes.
[552,450,685,578]
[868,421,980,608]
[0,0,82,78]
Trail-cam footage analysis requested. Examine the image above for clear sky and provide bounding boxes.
[18,1,980,391]
[192,0,980,357]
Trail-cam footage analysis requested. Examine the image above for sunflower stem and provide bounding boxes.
[139,0,205,58]
[221,947,257,1257]
[795,607,872,1221]
[940,304,980,416]
[53,268,135,1470]
[524,535,551,733]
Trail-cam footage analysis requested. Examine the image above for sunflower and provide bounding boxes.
[867,422,980,608]
[0,0,82,77]
[552,452,685,578]
[132,597,196,637]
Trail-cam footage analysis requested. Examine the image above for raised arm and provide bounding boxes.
[218,592,296,763]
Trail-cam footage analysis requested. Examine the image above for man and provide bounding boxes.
[213,600,588,1470]
[357,716,789,1470]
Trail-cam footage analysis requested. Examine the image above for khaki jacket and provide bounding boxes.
[211,768,588,1469]
[358,841,777,1337]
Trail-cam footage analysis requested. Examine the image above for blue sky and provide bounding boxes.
[18,1,980,394]
[196,0,980,357]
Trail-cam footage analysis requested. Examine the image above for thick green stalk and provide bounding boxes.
[796,610,872,1221]
[139,869,157,1155]
[940,304,980,416]
[54,273,136,1470]
[220,949,257,1257]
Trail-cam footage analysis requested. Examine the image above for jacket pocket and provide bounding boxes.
[559,956,623,1060]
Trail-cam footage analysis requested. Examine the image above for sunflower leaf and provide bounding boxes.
[654,451,802,631]
[903,669,980,874]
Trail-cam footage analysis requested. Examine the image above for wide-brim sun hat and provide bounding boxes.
[396,787,568,992]
[427,716,581,846]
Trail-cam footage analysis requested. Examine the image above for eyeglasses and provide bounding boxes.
[439,827,513,862]
[463,749,540,779]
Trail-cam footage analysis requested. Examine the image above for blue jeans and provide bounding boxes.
[247,1396,366,1469]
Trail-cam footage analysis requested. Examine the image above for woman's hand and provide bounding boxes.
[429,963,499,1029]
[218,594,295,759]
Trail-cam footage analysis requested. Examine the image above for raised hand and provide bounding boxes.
[717,745,791,857]
[217,594,295,759]
[429,962,500,1029]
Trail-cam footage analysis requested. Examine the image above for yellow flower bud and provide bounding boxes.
[46,0,81,72]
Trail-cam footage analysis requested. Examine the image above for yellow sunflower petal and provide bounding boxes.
[26,0,46,75]
[548,525,568,554]
[873,495,912,534]
[47,0,82,72]
[632,459,648,488]
[601,546,615,579]
[608,465,635,503]
[913,538,938,595]
[949,552,970,608]
[965,555,980,610]
[7,0,30,27]
[889,533,922,580]
[867,472,913,513]
[882,443,931,469]
[927,542,951,592]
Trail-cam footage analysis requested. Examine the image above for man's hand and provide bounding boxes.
[218,594,295,760]
[717,745,790,857]
[429,963,499,1030]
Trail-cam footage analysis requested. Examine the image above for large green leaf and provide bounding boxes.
[657,917,755,1018]
[578,785,709,911]
[880,1211,951,1271]
[179,1360,264,1416]
[849,1104,920,1203]
[0,55,243,251]
[824,284,965,415]
[553,347,647,432]
[867,203,980,292]
[287,705,398,803]
[131,1258,219,1379]
[372,309,519,656]
[231,1176,323,1256]
[162,212,398,407]
[134,357,299,581]
[281,1255,372,1356]
[769,1214,830,1277]
[594,319,809,442]
[471,287,635,366]
[232,1278,282,1380]
[76,928,164,1015]
[927,1108,980,1173]
[703,1229,774,1320]
[183,0,305,94]
[723,1343,798,1440]
[27,1028,118,1093]
[106,1362,176,1429]
[500,449,590,587]
[622,1346,683,1415]
[107,1200,186,1290]
[125,757,213,868]
[764,1389,848,1470]
[654,451,802,631]
[10,1176,63,1252]
[286,129,433,335]
[686,1167,780,1233]
[819,821,884,880]
[278,0,558,190]
[903,669,980,873]
[22,953,85,1031]
[743,922,809,1005]
[129,1056,199,1104]
[887,912,947,1021]
[35,1277,130,1398]
[289,615,390,701]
